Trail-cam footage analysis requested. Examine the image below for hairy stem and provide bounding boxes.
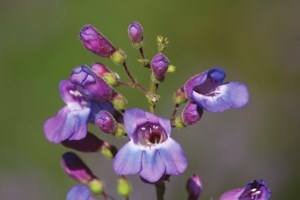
[122,62,147,94]
[139,47,150,68]
[155,181,166,200]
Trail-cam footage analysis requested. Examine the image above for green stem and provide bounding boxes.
[122,62,147,94]
[155,181,166,200]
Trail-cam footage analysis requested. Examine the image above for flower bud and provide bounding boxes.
[100,141,118,159]
[128,21,144,47]
[80,24,116,57]
[91,63,120,86]
[150,53,170,81]
[95,110,117,134]
[61,152,95,184]
[186,175,203,200]
[112,93,127,111]
[70,65,113,101]
[173,116,185,128]
[114,123,126,137]
[88,179,104,194]
[182,102,203,126]
[117,177,132,197]
[173,87,187,105]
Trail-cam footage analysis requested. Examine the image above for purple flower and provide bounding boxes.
[44,80,91,143]
[128,21,144,44]
[66,185,95,200]
[113,108,187,183]
[219,180,271,200]
[182,102,203,126]
[61,152,96,184]
[150,53,170,81]
[70,65,113,102]
[186,175,203,200]
[95,110,117,134]
[80,24,116,57]
[184,67,249,112]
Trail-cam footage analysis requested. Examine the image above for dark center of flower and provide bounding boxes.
[239,180,265,200]
[135,123,167,146]
[68,89,88,106]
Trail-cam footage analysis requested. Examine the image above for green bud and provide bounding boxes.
[173,88,187,105]
[167,65,176,73]
[88,179,104,194]
[173,116,185,128]
[110,49,127,65]
[114,123,126,138]
[103,73,119,86]
[117,177,132,197]
[101,144,114,159]
[112,93,127,111]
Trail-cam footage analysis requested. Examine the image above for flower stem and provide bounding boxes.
[139,47,150,68]
[122,62,147,94]
[170,103,179,122]
[155,181,166,200]
[149,73,160,113]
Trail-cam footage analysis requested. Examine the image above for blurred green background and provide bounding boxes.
[0,0,299,199]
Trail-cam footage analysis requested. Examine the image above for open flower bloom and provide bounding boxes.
[219,180,271,200]
[184,67,249,112]
[44,66,117,144]
[113,108,187,183]
[66,185,95,200]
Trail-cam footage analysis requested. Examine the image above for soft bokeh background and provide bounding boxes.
[0,0,299,199]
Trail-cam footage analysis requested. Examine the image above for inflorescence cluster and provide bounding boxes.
[43,21,271,200]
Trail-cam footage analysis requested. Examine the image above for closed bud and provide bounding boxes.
[91,63,120,86]
[173,87,187,105]
[128,21,144,47]
[100,141,117,159]
[88,179,104,194]
[173,116,185,128]
[80,24,116,57]
[186,175,203,200]
[182,102,203,126]
[167,65,176,73]
[114,123,126,138]
[150,53,170,81]
[61,152,95,184]
[110,49,127,65]
[117,177,132,197]
[95,110,117,134]
[112,93,127,111]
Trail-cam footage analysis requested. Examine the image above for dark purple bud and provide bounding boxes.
[80,24,116,57]
[70,65,113,101]
[128,21,144,44]
[186,175,203,200]
[61,152,96,184]
[95,110,117,134]
[150,53,170,81]
[182,102,203,126]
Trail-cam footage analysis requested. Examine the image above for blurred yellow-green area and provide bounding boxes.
[0,0,299,199]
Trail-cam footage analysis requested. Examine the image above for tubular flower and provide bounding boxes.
[44,66,117,144]
[184,67,249,112]
[219,180,271,200]
[80,24,116,57]
[113,108,187,183]
[66,185,95,200]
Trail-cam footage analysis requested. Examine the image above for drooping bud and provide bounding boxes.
[110,49,127,65]
[182,102,203,126]
[70,65,113,101]
[88,179,104,194]
[80,24,116,57]
[173,87,187,105]
[150,53,170,81]
[91,63,120,86]
[186,175,203,200]
[128,21,144,47]
[112,93,127,111]
[117,177,132,198]
[95,110,117,134]
[61,152,96,184]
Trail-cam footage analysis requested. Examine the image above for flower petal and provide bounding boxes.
[192,82,249,112]
[113,141,142,175]
[123,108,147,138]
[66,185,95,200]
[43,106,90,143]
[140,149,165,183]
[159,138,187,175]
[219,188,243,200]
